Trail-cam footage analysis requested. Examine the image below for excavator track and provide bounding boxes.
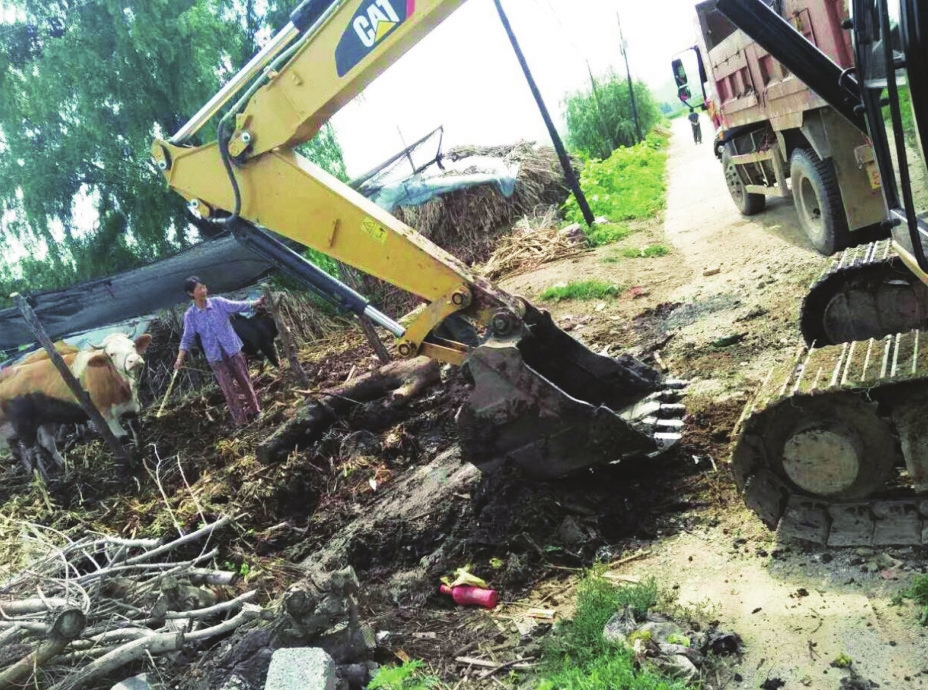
[731,328,928,545]
[800,239,928,346]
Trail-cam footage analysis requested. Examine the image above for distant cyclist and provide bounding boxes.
[688,108,702,144]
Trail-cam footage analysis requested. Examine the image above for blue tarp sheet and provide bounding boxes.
[371,170,518,212]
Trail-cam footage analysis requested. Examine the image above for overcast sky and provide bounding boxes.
[331,0,703,177]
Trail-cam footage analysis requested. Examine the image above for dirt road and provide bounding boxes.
[617,116,928,690]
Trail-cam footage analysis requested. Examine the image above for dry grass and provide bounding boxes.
[479,208,589,280]
[393,142,572,266]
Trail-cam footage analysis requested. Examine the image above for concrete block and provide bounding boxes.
[265,648,335,690]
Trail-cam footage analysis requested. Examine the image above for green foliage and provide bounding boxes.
[564,73,661,160]
[621,244,670,258]
[298,124,349,182]
[908,573,928,605]
[585,223,632,247]
[368,659,440,689]
[0,0,348,300]
[831,653,853,669]
[534,573,684,690]
[905,573,928,624]
[539,281,624,302]
[564,136,668,226]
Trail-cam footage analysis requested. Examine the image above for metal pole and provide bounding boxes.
[493,0,595,227]
[617,12,642,143]
[12,293,130,464]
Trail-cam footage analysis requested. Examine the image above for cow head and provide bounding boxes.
[101,333,152,381]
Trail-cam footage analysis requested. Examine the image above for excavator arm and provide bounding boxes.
[152,0,512,364]
[152,0,685,477]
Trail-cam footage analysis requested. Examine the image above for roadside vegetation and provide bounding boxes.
[532,574,689,690]
[544,96,672,302]
[369,572,702,690]
[540,280,625,302]
[563,133,669,227]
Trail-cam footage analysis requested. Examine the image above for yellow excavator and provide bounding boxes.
[151,0,685,478]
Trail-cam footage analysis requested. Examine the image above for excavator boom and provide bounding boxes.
[153,0,685,477]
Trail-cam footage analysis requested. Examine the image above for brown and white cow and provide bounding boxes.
[0,333,151,477]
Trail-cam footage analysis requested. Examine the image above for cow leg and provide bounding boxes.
[37,424,67,471]
[11,439,33,475]
[15,442,49,482]
[32,448,50,483]
[125,417,140,446]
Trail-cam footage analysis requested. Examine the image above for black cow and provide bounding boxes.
[231,313,279,368]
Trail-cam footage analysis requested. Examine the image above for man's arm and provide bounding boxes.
[176,311,195,370]
[214,295,265,315]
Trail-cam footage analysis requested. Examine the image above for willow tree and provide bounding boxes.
[0,0,347,299]
[563,72,660,161]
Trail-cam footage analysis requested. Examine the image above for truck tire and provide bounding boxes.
[790,148,848,256]
[721,146,765,216]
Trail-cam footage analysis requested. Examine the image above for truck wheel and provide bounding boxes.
[790,148,848,256]
[721,146,765,216]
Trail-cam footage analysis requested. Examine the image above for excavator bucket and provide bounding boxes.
[457,304,685,478]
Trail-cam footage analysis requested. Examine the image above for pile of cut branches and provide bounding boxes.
[479,209,589,280]
[0,515,265,690]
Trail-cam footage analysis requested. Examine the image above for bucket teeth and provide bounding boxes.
[662,379,689,389]
[658,403,686,417]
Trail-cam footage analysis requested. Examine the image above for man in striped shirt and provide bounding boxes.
[174,276,265,426]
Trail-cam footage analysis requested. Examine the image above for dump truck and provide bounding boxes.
[151,0,686,480]
[672,0,888,256]
[710,0,928,546]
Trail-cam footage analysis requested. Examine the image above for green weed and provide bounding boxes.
[906,573,928,624]
[585,223,632,247]
[539,281,624,302]
[368,659,440,689]
[564,138,668,226]
[533,572,686,690]
[622,244,670,259]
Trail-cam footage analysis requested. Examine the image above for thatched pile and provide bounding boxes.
[392,142,572,266]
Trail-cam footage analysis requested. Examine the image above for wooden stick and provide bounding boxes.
[0,609,85,690]
[12,293,128,463]
[267,288,310,387]
[358,314,392,364]
[156,369,179,418]
[48,632,184,690]
[455,657,536,672]
[122,515,232,565]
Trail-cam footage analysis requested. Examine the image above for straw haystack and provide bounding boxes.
[392,141,572,265]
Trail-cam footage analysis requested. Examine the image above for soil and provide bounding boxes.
[485,117,928,689]
[5,116,928,690]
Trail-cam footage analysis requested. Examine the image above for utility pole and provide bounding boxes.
[493,0,595,227]
[617,11,642,144]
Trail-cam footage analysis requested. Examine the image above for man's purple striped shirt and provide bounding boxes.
[180,297,252,363]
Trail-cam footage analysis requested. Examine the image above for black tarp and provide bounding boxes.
[0,234,274,351]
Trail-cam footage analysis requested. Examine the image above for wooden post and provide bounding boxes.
[358,314,392,365]
[12,293,130,464]
[0,609,85,690]
[262,286,310,387]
